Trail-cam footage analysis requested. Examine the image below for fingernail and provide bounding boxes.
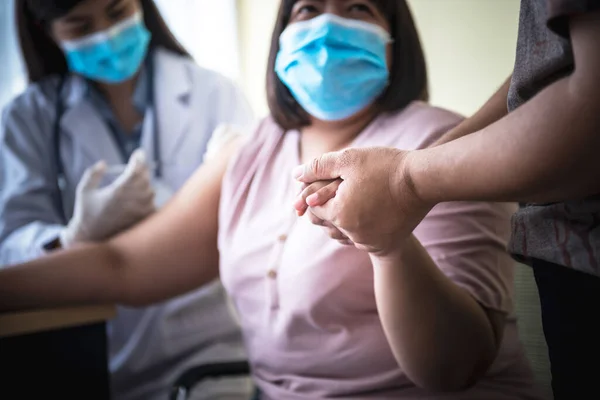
[293,199,307,212]
[306,193,319,206]
[292,166,304,179]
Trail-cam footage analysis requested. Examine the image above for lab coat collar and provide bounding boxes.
[148,48,193,162]
[61,75,123,166]
[60,48,193,167]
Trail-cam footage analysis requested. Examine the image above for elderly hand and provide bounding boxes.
[295,179,354,246]
[292,147,433,256]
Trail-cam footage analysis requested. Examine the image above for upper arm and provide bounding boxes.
[109,139,242,306]
[0,97,64,262]
[413,200,517,339]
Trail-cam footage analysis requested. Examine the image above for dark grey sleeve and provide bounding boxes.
[546,0,600,37]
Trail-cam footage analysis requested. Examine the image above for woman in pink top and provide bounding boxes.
[0,0,542,399]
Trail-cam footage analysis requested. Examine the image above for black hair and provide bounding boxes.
[17,0,190,83]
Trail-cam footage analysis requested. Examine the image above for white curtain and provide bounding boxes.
[0,0,26,112]
[153,0,242,83]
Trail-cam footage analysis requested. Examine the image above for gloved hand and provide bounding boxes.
[60,149,155,248]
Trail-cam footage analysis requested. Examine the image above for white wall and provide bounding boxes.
[236,0,520,118]
[237,0,280,118]
[407,0,519,116]
[155,0,242,83]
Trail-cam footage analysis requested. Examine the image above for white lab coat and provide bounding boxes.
[0,48,254,400]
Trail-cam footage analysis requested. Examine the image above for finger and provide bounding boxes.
[325,226,347,241]
[112,149,147,185]
[307,202,335,226]
[306,209,326,226]
[322,221,349,241]
[78,161,107,192]
[338,239,354,246]
[119,187,155,203]
[306,179,342,208]
[133,200,156,217]
[111,150,151,189]
[121,200,155,223]
[293,180,331,216]
[292,150,346,183]
[129,173,153,191]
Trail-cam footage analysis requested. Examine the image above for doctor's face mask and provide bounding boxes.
[58,11,151,84]
[49,0,151,84]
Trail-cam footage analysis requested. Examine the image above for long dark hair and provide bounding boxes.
[266,0,429,130]
[17,0,190,83]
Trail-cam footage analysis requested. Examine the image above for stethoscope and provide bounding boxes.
[52,57,161,223]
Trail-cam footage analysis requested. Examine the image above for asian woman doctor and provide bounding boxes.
[0,0,254,399]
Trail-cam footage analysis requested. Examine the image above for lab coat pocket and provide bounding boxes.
[160,279,241,358]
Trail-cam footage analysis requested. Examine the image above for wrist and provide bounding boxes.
[370,234,416,266]
[402,149,445,205]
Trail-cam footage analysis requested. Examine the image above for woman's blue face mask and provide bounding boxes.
[59,11,151,84]
[275,13,392,121]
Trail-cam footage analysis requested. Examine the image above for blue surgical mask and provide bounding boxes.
[60,12,151,84]
[275,14,392,121]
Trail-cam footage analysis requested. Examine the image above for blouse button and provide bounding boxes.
[267,269,278,279]
[277,234,288,242]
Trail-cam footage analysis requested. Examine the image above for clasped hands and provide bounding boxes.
[292,147,434,258]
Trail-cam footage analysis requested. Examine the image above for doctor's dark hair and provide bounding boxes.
[17,0,190,83]
[266,0,429,130]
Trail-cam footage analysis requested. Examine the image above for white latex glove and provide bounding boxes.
[60,149,155,248]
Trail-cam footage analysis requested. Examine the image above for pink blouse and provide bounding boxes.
[218,102,542,399]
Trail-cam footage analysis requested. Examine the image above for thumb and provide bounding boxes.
[112,148,148,187]
[78,161,107,192]
[127,148,147,172]
[292,150,345,183]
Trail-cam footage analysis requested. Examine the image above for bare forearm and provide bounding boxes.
[431,76,511,147]
[0,141,234,312]
[371,236,498,391]
[410,74,600,204]
[409,12,600,204]
[0,243,125,312]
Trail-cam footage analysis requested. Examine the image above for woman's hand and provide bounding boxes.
[294,179,354,246]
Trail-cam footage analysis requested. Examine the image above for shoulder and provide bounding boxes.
[377,101,464,149]
[1,76,62,147]
[233,115,283,160]
[2,76,61,121]
[221,116,282,179]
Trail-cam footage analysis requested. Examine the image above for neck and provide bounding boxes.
[92,71,143,133]
[95,72,139,105]
[299,105,378,164]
